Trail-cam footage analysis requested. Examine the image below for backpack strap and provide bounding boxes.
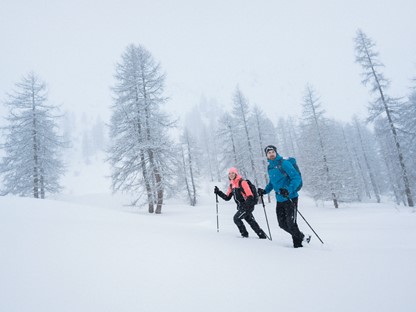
[238,179,245,194]
[238,179,251,197]
[277,159,288,177]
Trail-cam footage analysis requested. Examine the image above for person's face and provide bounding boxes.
[267,150,276,160]
[228,172,236,180]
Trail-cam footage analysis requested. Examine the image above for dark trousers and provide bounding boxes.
[233,206,264,237]
[276,197,304,247]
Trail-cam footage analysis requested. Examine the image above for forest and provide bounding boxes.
[1,29,415,211]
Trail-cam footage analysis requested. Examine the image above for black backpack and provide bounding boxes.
[238,179,259,205]
[277,157,303,192]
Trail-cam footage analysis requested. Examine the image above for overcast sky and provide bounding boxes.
[1,0,415,125]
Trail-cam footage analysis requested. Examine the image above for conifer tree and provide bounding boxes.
[0,72,66,198]
[251,106,277,187]
[217,112,240,175]
[108,44,176,213]
[231,87,258,184]
[298,85,339,208]
[351,116,381,203]
[179,128,200,206]
[355,29,413,207]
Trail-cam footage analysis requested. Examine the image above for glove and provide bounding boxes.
[214,186,220,194]
[258,188,265,196]
[279,188,289,197]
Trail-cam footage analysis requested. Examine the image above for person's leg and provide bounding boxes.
[244,212,267,238]
[233,209,249,237]
[283,198,305,247]
[277,199,304,247]
[276,201,291,233]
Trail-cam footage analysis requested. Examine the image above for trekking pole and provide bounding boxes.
[287,197,324,244]
[260,195,272,241]
[215,193,219,232]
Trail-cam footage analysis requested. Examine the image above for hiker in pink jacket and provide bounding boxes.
[214,167,267,239]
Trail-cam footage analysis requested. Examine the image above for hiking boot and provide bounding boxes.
[293,237,303,248]
[258,231,267,239]
[241,232,249,238]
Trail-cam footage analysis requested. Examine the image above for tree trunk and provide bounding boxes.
[241,107,258,185]
[366,49,414,207]
[141,152,154,213]
[187,140,197,206]
[181,146,193,206]
[355,122,380,203]
[40,170,45,199]
[254,111,270,203]
[352,149,371,199]
[309,91,338,208]
[32,102,39,198]
[341,128,362,202]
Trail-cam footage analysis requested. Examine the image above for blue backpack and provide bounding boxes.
[277,157,303,192]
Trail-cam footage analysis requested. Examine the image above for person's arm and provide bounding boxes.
[217,185,232,201]
[264,181,273,194]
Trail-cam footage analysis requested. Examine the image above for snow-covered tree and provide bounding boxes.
[183,98,222,183]
[250,105,277,187]
[108,44,176,213]
[343,120,382,202]
[354,29,414,207]
[0,72,66,198]
[395,85,416,197]
[374,117,409,205]
[322,119,360,203]
[276,117,292,156]
[298,85,339,208]
[274,116,301,159]
[350,116,382,202]
[231,87,258,185]
[217,112,240,175]
[179,128,201,206]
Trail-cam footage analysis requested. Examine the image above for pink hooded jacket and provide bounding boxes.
[226,167,253,199]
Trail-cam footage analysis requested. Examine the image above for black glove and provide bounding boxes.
[279,188,289,197]
[214,186,220,194]
[258,188,265,196]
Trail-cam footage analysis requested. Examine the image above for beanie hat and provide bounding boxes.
[228,167,239,175]
[264,145,277,155]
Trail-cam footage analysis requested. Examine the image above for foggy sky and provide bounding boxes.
[1,0,415,125]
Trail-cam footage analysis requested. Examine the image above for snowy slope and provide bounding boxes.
[1,186,415,312]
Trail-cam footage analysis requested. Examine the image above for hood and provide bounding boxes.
[228,167,242,184]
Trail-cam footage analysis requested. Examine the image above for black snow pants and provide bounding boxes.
[233,205,265,238]
[276,197,305,247]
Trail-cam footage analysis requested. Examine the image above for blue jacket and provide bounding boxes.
[263,154,302,202]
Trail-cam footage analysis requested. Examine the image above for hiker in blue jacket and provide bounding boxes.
[258,145,310,248]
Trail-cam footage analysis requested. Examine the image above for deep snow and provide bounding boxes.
[1,178,416,312]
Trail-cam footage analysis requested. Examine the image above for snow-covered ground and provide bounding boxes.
[1,159,416,312]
